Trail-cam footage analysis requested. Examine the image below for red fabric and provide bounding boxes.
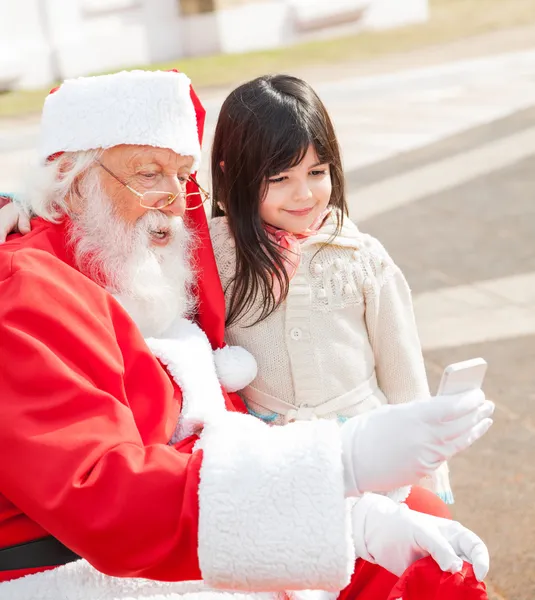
[338,558,487,600]
[337,488,486,600]
[338,558,399,600]
[389,557,487,600]
[0,218,210,582]
[405,485,452,519]
[183,84,227,351]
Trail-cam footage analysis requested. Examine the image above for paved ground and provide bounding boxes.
[1,33,534,600]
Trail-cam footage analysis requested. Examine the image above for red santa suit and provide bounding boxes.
[0,70,487,600]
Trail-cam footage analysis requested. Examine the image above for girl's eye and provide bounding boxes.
[268,176,286,184]
[310,169,328,176]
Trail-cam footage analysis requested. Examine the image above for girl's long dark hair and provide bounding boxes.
[211,74,348,327]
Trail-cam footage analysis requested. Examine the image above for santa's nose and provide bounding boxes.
[162,192,186,217]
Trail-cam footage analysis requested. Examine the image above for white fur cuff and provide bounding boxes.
[213,345,258,392]
[198,413,355,592]
[146,318,228,443]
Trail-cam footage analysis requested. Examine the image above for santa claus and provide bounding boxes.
[0,70,494,600]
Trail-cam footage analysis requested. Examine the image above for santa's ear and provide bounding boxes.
[57,159,74,178]
[46,152,73,182]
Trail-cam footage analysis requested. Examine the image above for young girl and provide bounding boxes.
[208,74,452,503]
[0,74,452,503]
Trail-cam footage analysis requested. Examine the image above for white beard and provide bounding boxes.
[68,174,196,337]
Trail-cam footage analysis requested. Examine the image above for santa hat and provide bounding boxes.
[182,82,226,350]
[39,70,201,170]
[184,83,256,394]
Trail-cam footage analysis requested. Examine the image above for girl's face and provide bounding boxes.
[260,145,332,234]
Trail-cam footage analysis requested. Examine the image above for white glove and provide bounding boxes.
[0,200,31,242]
[352,493,489,581]
[341,389,494,495]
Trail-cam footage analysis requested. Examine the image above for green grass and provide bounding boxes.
[1,0,534,118]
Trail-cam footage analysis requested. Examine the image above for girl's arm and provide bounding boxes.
[362,237,429,405]
[362,236,454,503]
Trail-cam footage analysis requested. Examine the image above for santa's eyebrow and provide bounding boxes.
[130,153,194,172]
[133,162,160,171]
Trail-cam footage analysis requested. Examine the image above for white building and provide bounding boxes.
[1,0,428,90]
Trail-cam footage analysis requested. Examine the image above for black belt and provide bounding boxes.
[0,536,80,572]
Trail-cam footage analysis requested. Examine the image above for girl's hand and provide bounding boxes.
[0,200,31,242]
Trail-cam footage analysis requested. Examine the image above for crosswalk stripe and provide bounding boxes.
[414,272,535,351]
[349,126,535,221]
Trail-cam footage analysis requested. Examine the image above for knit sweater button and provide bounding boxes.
[317,288,327,299]
[312,263,323,275]
[343,283,352,295]
[353,251,359,260]
[289,328,302,341]
[335,258,343,269]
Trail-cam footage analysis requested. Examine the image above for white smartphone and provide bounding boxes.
[436,358,488,396]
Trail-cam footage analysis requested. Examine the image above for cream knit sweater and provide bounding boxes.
[209,213,453,503]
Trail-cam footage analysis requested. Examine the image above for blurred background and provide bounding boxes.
[1,1,535,598]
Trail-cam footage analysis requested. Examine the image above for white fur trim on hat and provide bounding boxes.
[198,412,355,592]
[39,70,201,170]
[213,345,258,392]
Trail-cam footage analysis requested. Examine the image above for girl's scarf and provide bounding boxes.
[263,207,332,300]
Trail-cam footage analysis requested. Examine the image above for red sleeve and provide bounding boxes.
[0,250,203,582]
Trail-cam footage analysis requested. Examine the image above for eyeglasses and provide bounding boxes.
[94,160,210,211]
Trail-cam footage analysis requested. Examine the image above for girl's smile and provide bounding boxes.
[283,205,316,217]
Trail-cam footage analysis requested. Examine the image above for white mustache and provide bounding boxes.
[140,209,181,233]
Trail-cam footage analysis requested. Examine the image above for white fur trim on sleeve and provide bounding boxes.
[39,70,201,170]
[213,345,258,392]
[146,319,228,442]
[198,412,355,592]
